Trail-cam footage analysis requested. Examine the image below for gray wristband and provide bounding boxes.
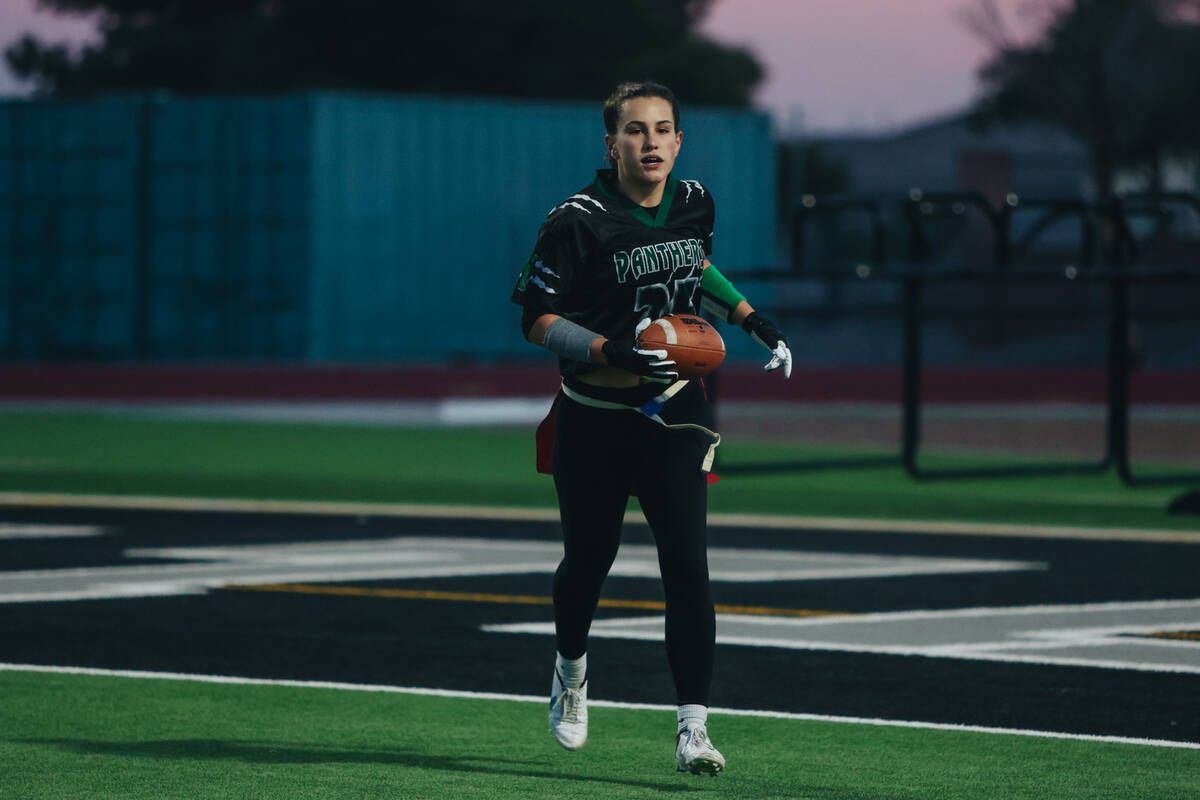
[542,317,602,363]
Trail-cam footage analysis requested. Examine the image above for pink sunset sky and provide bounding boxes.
[0,0,1025,134]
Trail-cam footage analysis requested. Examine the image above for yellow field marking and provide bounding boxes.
[1143,631,1200,641]
[227,582,848,618]
[712,602,849,618]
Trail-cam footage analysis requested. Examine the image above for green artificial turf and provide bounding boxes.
[2,411,1197,798]
[1,669,1196,800]
[1,409,1197,531]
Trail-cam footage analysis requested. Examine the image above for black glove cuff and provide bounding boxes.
[742,311,790,348]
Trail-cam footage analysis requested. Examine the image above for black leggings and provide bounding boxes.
[551,381,715,706]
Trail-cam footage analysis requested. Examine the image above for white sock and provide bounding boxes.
[677,704,708,732]
[555,652,587,688]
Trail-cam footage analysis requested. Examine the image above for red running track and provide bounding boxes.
[0,364,1196,405]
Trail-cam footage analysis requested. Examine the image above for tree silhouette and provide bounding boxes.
[965,0,1200,199]
[4,0,762,107]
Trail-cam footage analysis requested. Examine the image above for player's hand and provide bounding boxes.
[742,312,792,378]
[601,318,679,382]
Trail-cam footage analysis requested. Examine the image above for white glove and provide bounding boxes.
[742,312,792,379]
[763,341,793,379]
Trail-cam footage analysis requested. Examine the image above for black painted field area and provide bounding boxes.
[2,505,1198,744]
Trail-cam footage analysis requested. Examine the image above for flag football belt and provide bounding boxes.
[559,379,721,473]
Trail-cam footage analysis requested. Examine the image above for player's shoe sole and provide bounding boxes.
[677,755,724,776]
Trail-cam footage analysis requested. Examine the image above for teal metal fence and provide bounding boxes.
[0,92,776,362]
[1,96,144,360]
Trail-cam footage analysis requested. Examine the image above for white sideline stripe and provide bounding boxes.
[1,662,1196,751]
[1,492,1198,543]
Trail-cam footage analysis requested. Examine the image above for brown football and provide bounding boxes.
[637,314,726,379]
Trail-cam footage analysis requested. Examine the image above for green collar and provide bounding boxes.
[594,170,677,228]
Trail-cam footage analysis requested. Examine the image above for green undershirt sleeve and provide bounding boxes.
[698,264,747,323]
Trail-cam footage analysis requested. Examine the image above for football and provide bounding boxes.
[638,314,726,379]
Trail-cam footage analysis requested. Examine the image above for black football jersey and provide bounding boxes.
[511,169,715,377]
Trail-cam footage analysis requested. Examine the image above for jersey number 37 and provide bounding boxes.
[635,276,699,321]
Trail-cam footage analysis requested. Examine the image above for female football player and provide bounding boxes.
[510,81,791,776]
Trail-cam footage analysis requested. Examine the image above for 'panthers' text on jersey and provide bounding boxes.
[511,170,715,376]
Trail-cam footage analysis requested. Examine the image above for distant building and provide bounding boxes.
[792,112,1092,207]
[771,112,1200,370]
[792,110,1198,208]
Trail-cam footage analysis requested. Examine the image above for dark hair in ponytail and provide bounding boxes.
[602,81,680,135]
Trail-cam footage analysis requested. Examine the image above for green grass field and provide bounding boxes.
[2,669,1196,800]
[2,409,1199,799]
[2,409,1197,531]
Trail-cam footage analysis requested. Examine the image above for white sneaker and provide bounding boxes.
[675,723,725,776]
[548,668,587,750]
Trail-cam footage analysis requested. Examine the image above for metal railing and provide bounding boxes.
[718,191,1200,487]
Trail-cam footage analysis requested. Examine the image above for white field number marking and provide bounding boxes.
[0,523,107,539]
[0,536,1043,603]
[485,598,1200,675]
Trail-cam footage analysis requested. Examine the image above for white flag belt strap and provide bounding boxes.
[559,380,721,473]
[561,379,688,423]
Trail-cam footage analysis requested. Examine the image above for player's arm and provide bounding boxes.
[523,311,677,380]
[699,261,792,378]
[526,313,606,363]
[512,238,671,379]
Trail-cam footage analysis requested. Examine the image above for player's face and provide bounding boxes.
[606,96,682,197]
